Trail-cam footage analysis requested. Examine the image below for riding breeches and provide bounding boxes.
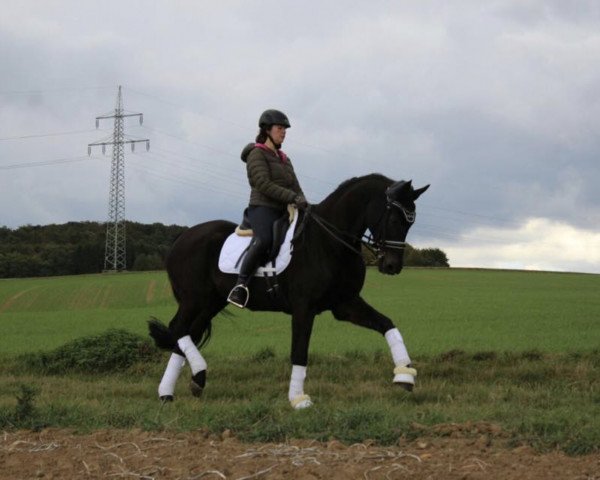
[246,205,286,260]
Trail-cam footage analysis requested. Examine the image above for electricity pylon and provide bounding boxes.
[88,85,149,272]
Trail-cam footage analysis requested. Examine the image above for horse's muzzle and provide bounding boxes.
[378,257,403,275]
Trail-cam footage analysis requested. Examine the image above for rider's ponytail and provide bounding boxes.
[255,128,268,144]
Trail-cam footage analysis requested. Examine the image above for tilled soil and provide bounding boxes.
[1,428,599,479]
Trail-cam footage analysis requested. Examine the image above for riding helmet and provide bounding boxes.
[259,109,291,129]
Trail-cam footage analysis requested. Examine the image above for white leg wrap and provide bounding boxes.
[385,328,411,366]
[385,328,415,385]
[288,365,312,409]
[177,335,207,375]
[158,353,186,398]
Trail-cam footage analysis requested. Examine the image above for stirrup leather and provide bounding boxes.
[227,284,250,308]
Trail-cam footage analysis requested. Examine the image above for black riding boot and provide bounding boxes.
[227,239,265,308]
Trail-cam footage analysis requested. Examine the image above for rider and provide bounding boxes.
[227,109,308,308]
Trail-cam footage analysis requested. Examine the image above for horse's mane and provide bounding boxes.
[320,173,393,205]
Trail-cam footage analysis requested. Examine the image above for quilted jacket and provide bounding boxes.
[241,143,305,209]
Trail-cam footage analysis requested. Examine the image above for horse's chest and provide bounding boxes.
[326,261,365,301]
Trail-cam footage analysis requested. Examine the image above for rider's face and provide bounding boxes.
[269,125,287,145]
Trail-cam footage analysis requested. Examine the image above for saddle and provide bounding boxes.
[219,205,298,278]
[234,204,296,262]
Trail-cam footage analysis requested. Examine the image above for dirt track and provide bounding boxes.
[1,428,598,479]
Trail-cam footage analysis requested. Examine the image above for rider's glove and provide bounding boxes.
[294,195,309,211]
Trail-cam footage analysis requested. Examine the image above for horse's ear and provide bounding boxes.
[412,184,430,200]
[387,180,412,198]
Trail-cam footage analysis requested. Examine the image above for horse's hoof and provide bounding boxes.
[290,394,313,410]
[190,382,203,397]
[396,382,414,392]
[393,365,416,392]
[190,370,206,398]
[160,395,174,403]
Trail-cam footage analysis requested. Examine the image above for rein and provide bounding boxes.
[302,197,416,258]
[307,209,365,256]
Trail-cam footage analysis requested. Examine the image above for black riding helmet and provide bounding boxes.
[259,109,291,129]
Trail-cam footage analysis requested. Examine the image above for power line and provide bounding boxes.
[420,203,516,225]
[125,86,388,165]
[0,84,506,225]
[139,149,247,189]
[0,155,100,170]
[138,126,334,200]
[127,155,248,201]
[414,223,511,244]
[0,85,115,96]
[140,122,516,223]
[0,129,101,142]
[126,86,247,130]
[4,85,587,236]
[129,150,248,196]
[140,125,239,158]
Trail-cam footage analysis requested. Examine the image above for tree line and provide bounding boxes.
[0,221,448,278]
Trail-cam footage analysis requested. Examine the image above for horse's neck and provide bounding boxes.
[316,183,381,237]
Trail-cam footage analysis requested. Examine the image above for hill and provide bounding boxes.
[0,221,186,278]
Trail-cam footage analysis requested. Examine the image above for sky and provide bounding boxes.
[1,1,599,274]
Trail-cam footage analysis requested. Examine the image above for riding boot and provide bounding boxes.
[227,239,265,308]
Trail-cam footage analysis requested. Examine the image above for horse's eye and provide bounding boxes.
[389,215,400,226]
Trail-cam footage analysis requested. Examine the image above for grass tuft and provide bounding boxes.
[251,347,276,362]
[20,329,161,374]
[0,384,47,431]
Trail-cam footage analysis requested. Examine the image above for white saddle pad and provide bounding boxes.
[218,210,299,276]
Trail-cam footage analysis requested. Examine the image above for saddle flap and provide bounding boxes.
[268,214,292,261]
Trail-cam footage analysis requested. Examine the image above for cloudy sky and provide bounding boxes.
[1,1,599,273]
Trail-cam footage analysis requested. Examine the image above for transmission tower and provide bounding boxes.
[88,85,149,272]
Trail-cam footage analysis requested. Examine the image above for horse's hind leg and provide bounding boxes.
[156,339,207,401]
[172,310,208,397]
[152,308,192,401]
[173,298,227,398]
[176,334,207,397]
[154,304,208,401]
[158,351,186,401]
[149,312,186,401]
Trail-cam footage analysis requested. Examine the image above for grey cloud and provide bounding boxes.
[1,1,599,272]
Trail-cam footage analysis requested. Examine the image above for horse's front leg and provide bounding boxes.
[331,296,416,391]
[289,308,316,409]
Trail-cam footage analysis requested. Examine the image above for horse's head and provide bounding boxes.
[367,180,429,275]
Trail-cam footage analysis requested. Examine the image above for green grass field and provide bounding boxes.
[1,268,598,356]
[0,268,598,454]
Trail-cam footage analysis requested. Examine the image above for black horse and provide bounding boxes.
[149,173,429,409]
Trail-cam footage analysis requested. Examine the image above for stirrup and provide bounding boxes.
[227,284,250,308]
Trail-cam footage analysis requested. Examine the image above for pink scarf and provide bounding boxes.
[254,143,288,163]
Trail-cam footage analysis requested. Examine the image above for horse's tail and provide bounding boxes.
[148,314,217,351]
[148,317,176,351]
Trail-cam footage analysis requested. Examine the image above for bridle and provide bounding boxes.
[362,194,416,257]
[300,193,416,259]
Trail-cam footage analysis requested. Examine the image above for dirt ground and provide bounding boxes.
[1,427,598,480]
